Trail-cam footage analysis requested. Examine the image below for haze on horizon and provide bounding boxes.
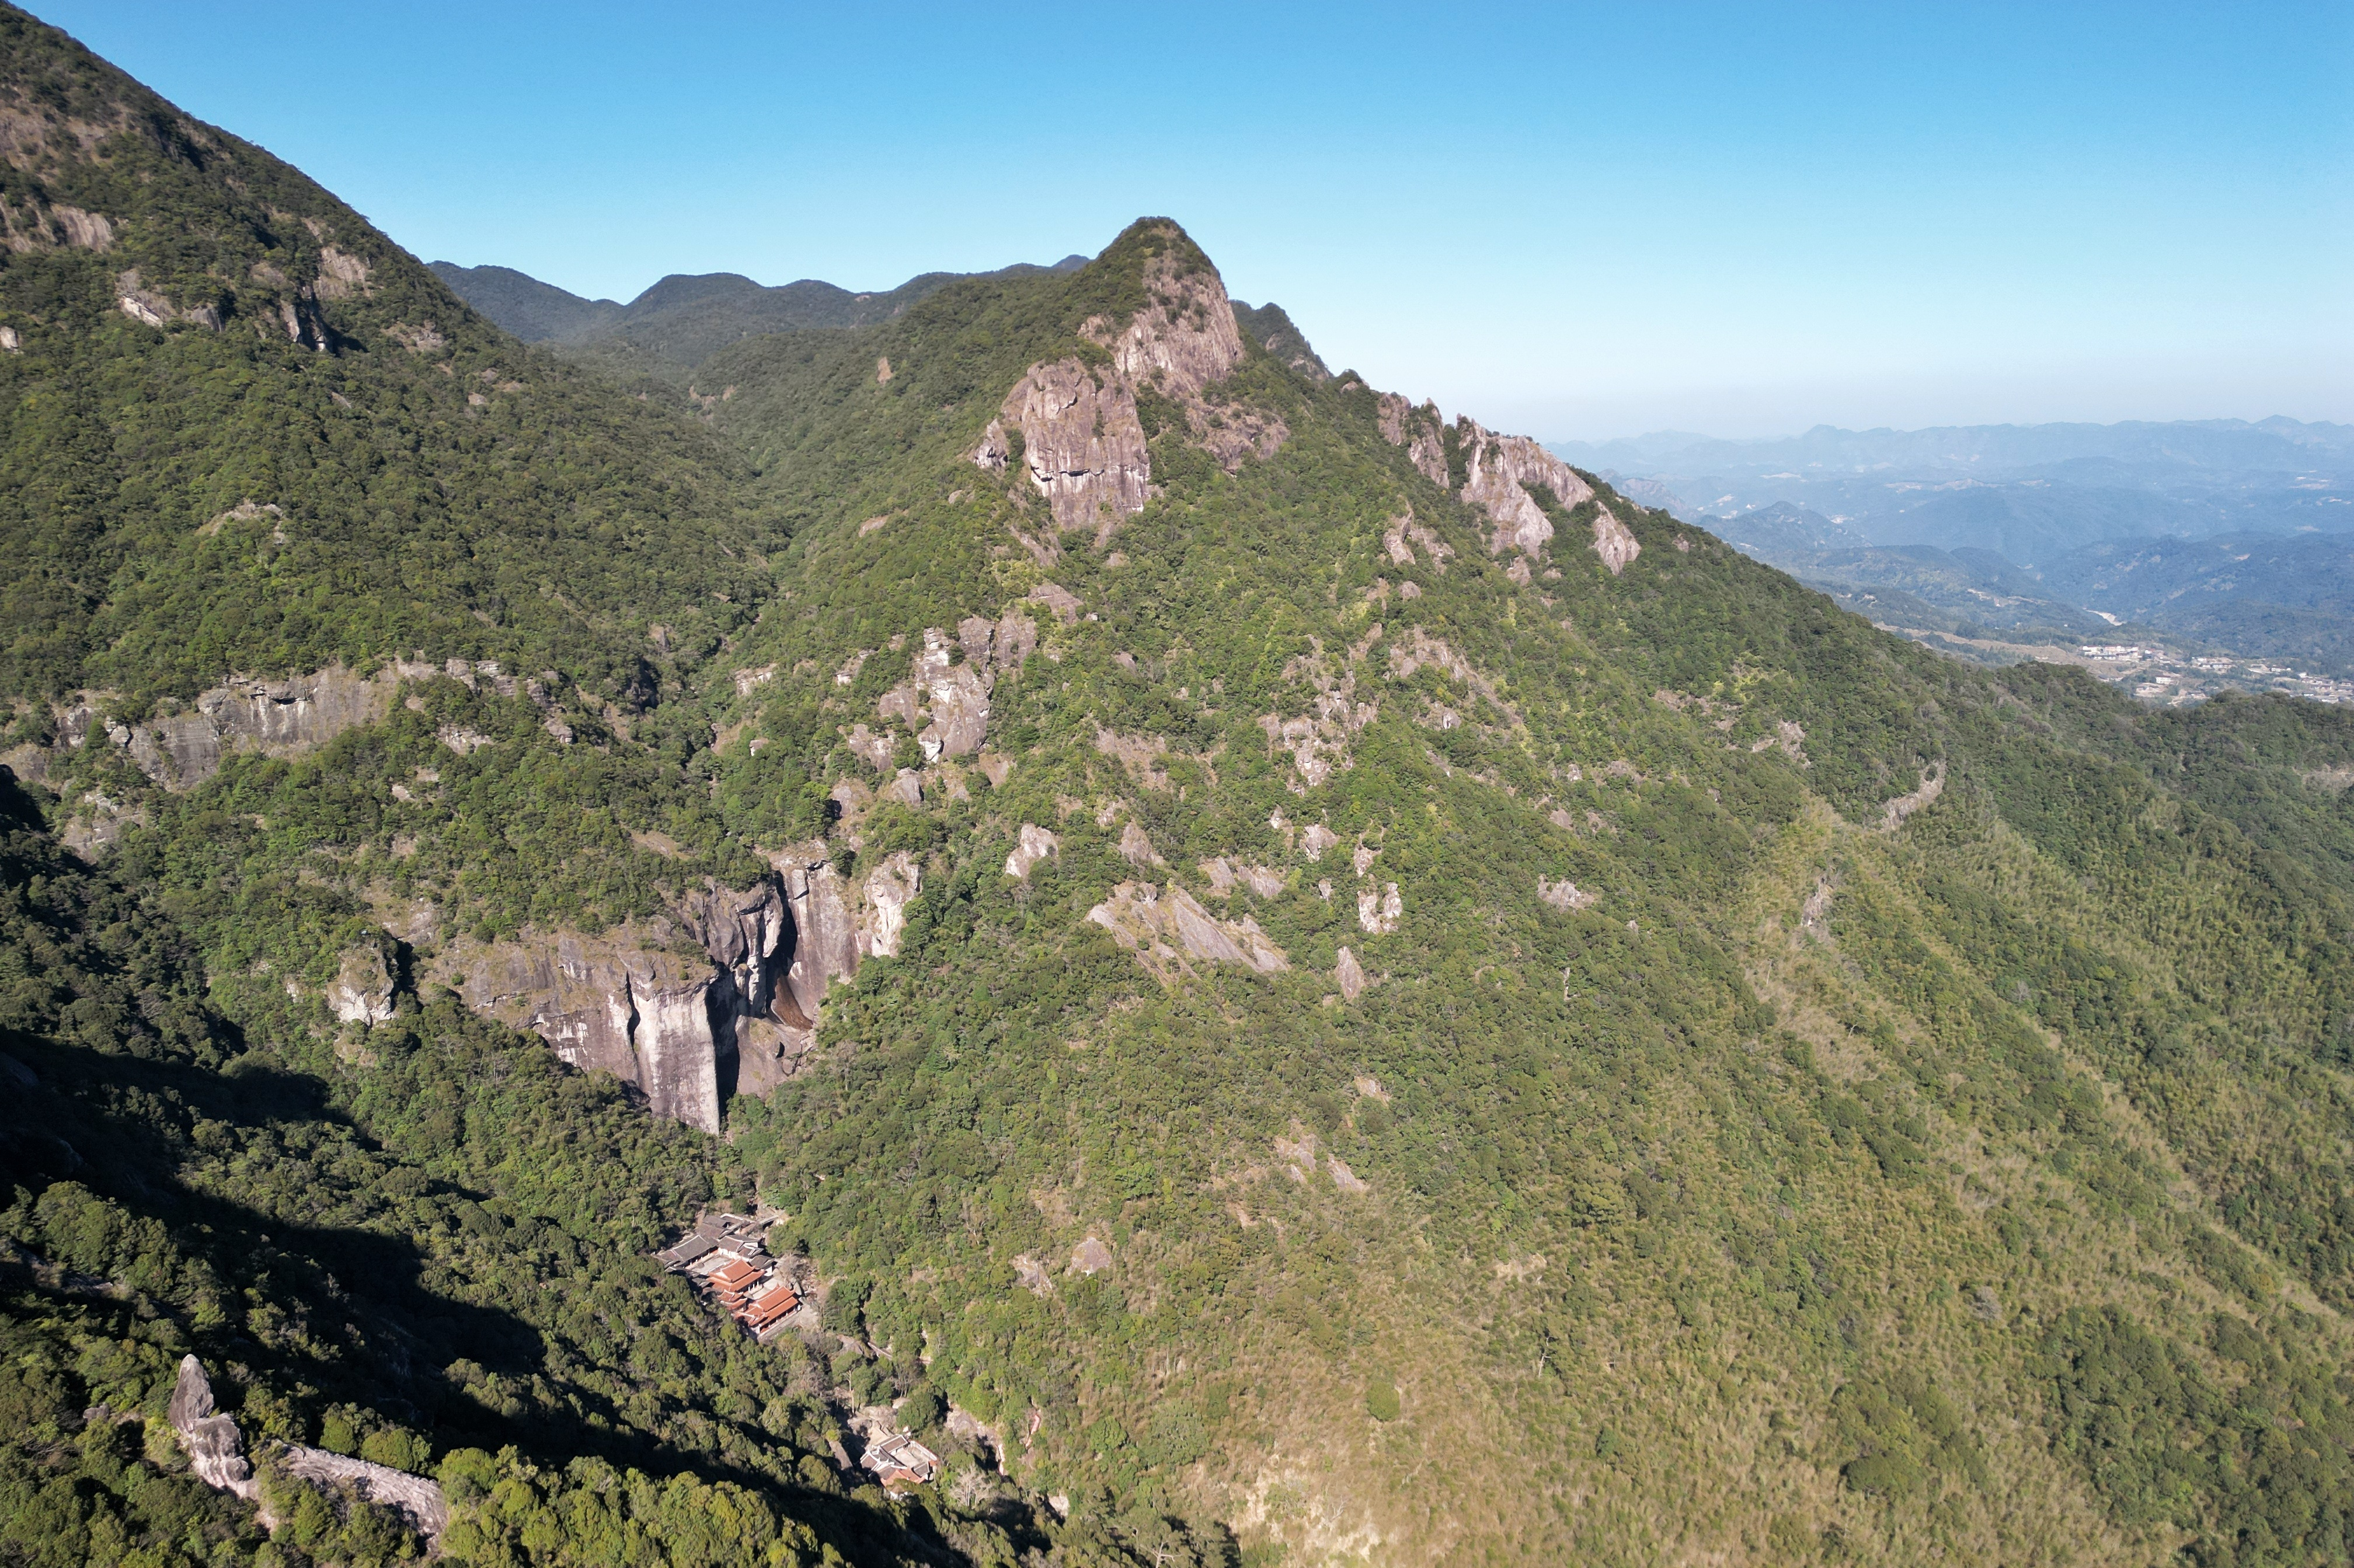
[36,0,2350,442]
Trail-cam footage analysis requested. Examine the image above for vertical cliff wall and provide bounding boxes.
[440,855,920,1131]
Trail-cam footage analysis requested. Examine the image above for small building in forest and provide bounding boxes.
[861,1431,941,1486]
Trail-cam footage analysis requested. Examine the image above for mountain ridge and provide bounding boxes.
[5,8,2354,1567]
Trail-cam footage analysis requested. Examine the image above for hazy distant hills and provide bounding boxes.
[2040,531,2354,671]
[1569,419,2354,673]
[1559,417,2354,560]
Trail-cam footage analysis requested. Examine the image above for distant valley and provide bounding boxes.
[1559,421,2354,696]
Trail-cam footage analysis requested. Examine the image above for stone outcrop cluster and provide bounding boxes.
[868,612,1037,765]
[977,228,1272,543]
[1372,398,1642,576]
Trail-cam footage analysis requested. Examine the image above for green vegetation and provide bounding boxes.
[3,5,2353,1562]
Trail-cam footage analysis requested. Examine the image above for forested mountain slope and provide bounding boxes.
[0,4,771,716]
[2,7,2353,1567]
[646,221,2354,1566]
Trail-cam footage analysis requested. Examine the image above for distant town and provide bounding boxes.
[2071,644,2354,707]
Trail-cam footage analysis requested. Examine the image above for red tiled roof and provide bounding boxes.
[746,1292,799,1326]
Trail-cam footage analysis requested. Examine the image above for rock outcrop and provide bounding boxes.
[1537,876,1597,912]
[4,659,579,797]
[868,612,1037,766]
[1005,824,1059,880]
[859,851,922,960]
[169,1355,258,1501]
[1455,420,1596,559]
[444,877,807,1131]
[774,850,860,1025]
[126,665,401,789]
[329,945,396,1025]
[1590,506,1641,574]
[444,847,937,1127]
[995,357,1153,536]
[278,1447,449,1538]
[1086,881,1287,982]
[1376,395,1453,489]
[1335,945,1370,1000]
[978,227,1265,541]
[169,1354,448,1539]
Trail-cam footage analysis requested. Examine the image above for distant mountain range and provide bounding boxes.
[1563,420,2354,674]
[431,254,1091,376]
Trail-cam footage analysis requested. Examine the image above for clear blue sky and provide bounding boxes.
[31,1,2352,438]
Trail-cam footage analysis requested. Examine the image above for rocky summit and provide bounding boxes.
[2,7,2352,1568]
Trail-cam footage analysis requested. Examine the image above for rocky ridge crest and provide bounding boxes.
[977,227,1270,543]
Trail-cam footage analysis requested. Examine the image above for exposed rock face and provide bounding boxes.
[117,664,403,789]
[909,631,990,759]
[1357,882,1403,935]
[169,1356,257,1501]
[1200,856,1284,899]
[1005,824,1059,879]
[1537,876,1597,912]
[846,723,894,773]
[443,877,802,1132]
[1375,395,1453,489]
[980,229,1263,540]
[861,851,921,960]
[1086,881,1288,982]
[1877,761,1945,831]
[974,418,1011,471]
[1379,511,1455,575]
[680,879,799,1096]
[1591,506,1641,575]
[870,612,1037,766]
[452,927,721,1132]
[1335,945,1370,1001]
[775,850,861,1026]
[279,1447,449,1538]
[1117,821,1168,867]
[1456,420,1596,558]
[329,945,395,1025]
[1101,246,1246,397]
[997,356,1152,536]
[1028,583,1082,625]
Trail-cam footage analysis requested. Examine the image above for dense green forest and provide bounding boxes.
[3,4,2352,1564]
